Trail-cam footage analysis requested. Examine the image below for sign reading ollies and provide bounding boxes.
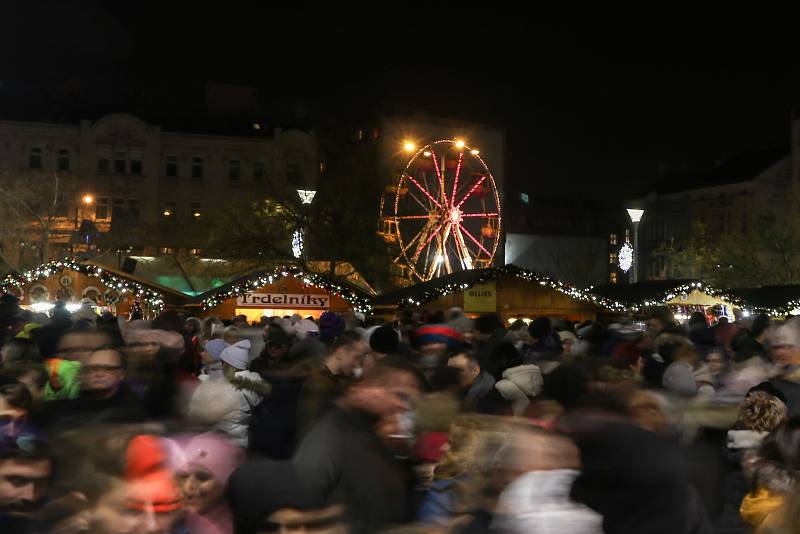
[463,281,497,313]
[236,292,330,309]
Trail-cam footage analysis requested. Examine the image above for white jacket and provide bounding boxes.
[207,371,270,448]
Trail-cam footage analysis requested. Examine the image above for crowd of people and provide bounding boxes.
[1,292,799,533]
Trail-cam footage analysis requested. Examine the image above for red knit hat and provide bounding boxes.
[125,435,183,512]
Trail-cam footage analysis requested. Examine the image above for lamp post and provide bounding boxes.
[294,189,317,262]
[627,208,644,283]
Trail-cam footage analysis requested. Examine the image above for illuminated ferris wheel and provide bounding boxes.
[382,139,502,282]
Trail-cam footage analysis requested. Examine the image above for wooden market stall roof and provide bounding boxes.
[374,264,625,311]
[192,265,374,313]
[588,279,745,309]
[0,257,175,311]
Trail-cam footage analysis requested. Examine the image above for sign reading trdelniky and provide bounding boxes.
[237,293,330,308]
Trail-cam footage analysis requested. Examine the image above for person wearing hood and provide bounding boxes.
[767,321,800,416]
[448,349,495,410]
[740,417,800,532]
[213,327,270,447]
[168,432,245,534]
[522,317,563,372]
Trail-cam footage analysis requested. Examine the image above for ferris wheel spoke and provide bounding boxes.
[458,223,492,258]
[412,220,445,262]
[395,225,427,261]
[460,212,498,217]
[455,175,487,210]
[406,174,443,210]
[450,151,464,207]
[430,151,448,208]
[395,215,432,219]
[453,225,474,270]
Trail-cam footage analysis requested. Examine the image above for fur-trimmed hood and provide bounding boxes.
[230,370,271,397]
[742,447,800,495]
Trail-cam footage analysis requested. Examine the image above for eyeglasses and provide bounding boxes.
[81,364,123,374]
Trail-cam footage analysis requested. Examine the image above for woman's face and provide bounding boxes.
[175,464,225,514]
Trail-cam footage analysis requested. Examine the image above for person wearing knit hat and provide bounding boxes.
[413,325,465,370]
[369,324,399,356]
[292,318,319,340]
[167,432,245,534]
[228,459,342,534]
[768,320,800,416]
[123,435,184,531]
[318,312,346,345]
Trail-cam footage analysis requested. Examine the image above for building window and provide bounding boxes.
[609,233,617,246]
[229,159,240,181]
[128,200,141,222]
[159,247,175,256]
[165,155,178,177]
[253,160,265,182]
[97,157,109,173]
[95,198,109,220]
[29,146,43,169]
[609,252,618,265]
[57,149,70,171]
[190,248,201,256]
[356,129,364,141]
[191,157,204,179]
[162,201,176,218]
[191,202,202,221]
[129,150,143,175]
[113,151,127,174]
[625,228,631,242]
[610,272,618,284]
[319,162,327,174]
[286,163,302,185]
[372,127,380,139]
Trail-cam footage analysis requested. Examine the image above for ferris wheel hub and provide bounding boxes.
[448,207,463,225]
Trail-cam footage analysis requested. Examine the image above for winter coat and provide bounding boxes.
[770,366,800,417]
[715,430,767,533]
[522,332,563,367]
[466,371,496,401]
[294,406,413,534]
[416,478,458,526]
[493,469,603,534]
[740,446,800,531]
[493,364,543,415]
[213,371,270,447]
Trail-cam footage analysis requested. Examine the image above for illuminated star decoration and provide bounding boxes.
[618,242,633,273]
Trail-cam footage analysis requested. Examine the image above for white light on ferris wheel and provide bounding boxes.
[435,254,444,264]
[619,242,633,272]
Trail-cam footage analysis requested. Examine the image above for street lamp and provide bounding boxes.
[627,208,645,283]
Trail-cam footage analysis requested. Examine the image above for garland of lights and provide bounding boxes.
[201,266,372,313]
[394,265,629,311]
[0,258,165,312]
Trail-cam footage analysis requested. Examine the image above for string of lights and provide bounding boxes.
[201,266,373,313]
[0,258,165,312]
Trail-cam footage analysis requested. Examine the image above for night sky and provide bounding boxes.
[2,6,798,201]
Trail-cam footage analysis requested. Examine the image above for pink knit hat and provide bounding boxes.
[167,432,245,484]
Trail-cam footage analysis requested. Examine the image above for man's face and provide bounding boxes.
[260,505,347,534]
[80,350,125,393]
[334,341,369,377]
[93,483,184,534]
[58,332,108,363]
[266,344,288,361]
[350,370,420,418]
[771,344,800,367]
[0,457,51,515]
[448,354,480,388]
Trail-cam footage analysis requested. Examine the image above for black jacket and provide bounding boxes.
[293,406,412,534]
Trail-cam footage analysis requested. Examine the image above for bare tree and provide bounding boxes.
[0,170,76,270]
